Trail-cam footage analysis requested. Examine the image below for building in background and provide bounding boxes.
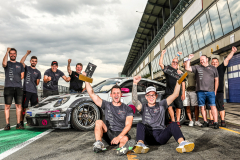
[122,0,240,103]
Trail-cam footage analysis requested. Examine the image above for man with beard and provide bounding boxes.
[132,75,194,154]
[67,59,85,93]
[185,54,219,129]
[207,46,237,127]
[84,78,135,156]
[2,48,25,130]
[43,61,70,97]
[20,50,41,127]
[159,50,185,127]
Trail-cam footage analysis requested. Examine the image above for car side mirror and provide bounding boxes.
[121,88,129,93]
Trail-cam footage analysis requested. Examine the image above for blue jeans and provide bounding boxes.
[197,91,216,107]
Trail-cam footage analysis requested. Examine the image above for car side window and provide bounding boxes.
[120,80,133,92]
[154,83,166,91]
[137,80,147,92]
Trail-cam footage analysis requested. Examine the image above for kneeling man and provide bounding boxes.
[132,75,194,154]
[85,80,135,155]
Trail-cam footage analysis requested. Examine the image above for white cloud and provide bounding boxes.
[0,0,147,87]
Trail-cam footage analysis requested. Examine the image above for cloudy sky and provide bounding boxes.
[0,0,147,87]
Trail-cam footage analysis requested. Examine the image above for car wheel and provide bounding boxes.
[166,107,186,125]
[71,102,100,131]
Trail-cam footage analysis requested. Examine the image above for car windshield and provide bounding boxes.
[91,79,121,93]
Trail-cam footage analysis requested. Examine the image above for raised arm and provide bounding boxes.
[159,50,166,69]
[224,46,237,66]
[85,81,103,107]
[166,81,181,106]
[67,59,72,75]
[2,48,11,67]
[20,50,31,68]
[62,75,71,82]
[185,54,194,72]
[173,51,182,60]
[132,75,142,112]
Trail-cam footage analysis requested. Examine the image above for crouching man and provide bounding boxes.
[84,79,136,155]
[132,75,194,154]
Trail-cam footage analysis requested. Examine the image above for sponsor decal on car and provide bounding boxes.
[26,112,32,116]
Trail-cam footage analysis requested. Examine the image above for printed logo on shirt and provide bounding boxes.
[9,67,14,81]
[16,65,21,69]
[75,75,78,78]
[118,110,126,114]
[26,72,31,84]
[55,74,59,76]
[33,72,38,75]
[153,108,160,113]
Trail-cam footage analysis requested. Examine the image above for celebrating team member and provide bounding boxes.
[84,78,135,156]
[43,61,70,97]
[132,75,194,154]
[2,48,25,130]
[159,50,185,127]
[207,46,237,127]
[182,58,201,127]
[67,59,85,93]
[185,54,219,129]
[20,50,41,127]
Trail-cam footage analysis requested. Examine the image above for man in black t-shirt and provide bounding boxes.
[67,59,85,93]
[159,50,185,127]
[208,46,237,127]
[84,76,135,156]
[43,61,70,97]
[132,75,194,154]
[2,48,25,130]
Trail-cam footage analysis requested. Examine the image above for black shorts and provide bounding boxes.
[164,94,183,109]
[206,93,224,111]
[43,90,59,98]
[103,122,131,145]
[22,91,39,108]
[4,87,23,105]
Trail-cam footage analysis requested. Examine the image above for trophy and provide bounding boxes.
[79,62,97,83]
[163,65,188,84]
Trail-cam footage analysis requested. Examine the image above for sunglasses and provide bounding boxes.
[146,94,156,98]
[172,61,178,64]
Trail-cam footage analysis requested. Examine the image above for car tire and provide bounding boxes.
[71,101,100,131]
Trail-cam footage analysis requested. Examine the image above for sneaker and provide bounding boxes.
[188,121,194,127]
[133,142,150,154]
[177,122,181,127]
[93,140,106,153]
[208,120,214,126]
[176,141,195,153]
[201,121,209,128]
[16,123,24,129]
[221,120,226,127]
[194,121,202,126]
[116,139,136,156]
[214,122,219,129]
[4,124,10,130]
[20,121,24,127]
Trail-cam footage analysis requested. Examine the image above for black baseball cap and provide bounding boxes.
[51,61,58,66]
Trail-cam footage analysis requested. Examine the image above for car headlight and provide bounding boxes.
[54,97,70,107]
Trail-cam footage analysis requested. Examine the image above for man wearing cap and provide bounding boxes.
[182,58,201,127]
[185,54,219,129]
[132,75,194,154]
[43,61,70,97]
[159,50,185,127]
[67,59,85,93]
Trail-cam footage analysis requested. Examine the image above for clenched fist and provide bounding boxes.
[7,48,11,52]
[177,51,182,56]
[232,46,237,53]
[133,75,141,84]
[27,50,31,55]
[68,59,71,64]
[188,54,194,59]
[47,76,51,81]
[162,50,166,55]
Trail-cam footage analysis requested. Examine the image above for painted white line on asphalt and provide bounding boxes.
[0,129,54,160]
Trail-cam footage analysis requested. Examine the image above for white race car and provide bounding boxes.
[26,77,186,130]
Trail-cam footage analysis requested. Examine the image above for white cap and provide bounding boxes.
[184,57,188,62]
[146,86,156,94]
